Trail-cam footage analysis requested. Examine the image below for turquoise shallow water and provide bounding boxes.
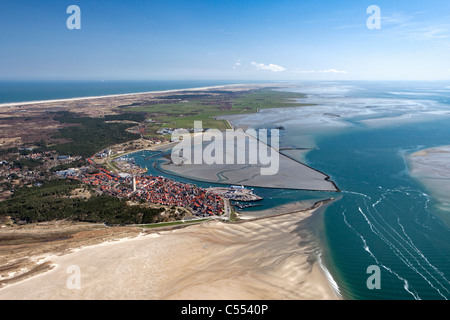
[125,81,450,300]
[8,79,449,299]
[309,120,450,300]
[131,149,332,212]
[133,120,450,299]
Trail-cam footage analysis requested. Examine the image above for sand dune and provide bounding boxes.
[0,84,276,108]
[0,209,339,300]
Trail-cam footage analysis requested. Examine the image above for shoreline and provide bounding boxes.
[0,83,283,108]
[149,132,339,192]
[218,111,340,192]
[406,145,450,228]
[0,202,341,300]
[0,84,341,299]
[145,147,339,192]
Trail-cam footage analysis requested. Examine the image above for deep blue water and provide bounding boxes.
[125,81,450,300]
[4,79,450,299]
[133,117,450,299]
[309,119,450,300]
[0,80,259,104]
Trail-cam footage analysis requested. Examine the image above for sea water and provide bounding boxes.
[187,81,450,300]
[312,118,450,300]
[17,79,450,299]
[0,80,257,104]
[129,81,450,299]
[271,82,450,300]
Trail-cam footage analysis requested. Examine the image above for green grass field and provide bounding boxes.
[141,218,210,228]
[122,89,310,135]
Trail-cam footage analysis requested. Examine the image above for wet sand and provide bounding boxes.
[407,146,450,219]
[0,208,340,300]
[0,83,339,299]
[236,199,328,220]
[164,130,338,192]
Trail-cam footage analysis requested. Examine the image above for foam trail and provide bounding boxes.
[370,192,441,269]
[359,203,448,300]
[358,192,449,300]
[397,216,450,287]
[342,209,420,300]
[316,253,343,299]
[380,190,449,281]
[377,191,450,294]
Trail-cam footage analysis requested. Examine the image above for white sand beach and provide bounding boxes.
[0,208,340,300]
[0,83,280,108]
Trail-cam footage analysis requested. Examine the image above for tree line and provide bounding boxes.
[0,179,165,225]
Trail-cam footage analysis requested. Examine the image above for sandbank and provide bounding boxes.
[162,130,339,192]
[0,207,340,300]
[407,145,450,220]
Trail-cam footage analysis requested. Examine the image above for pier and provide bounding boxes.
[233,202,263,210]
[207,186,263,202]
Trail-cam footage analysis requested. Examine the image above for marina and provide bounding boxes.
[233,202,263,210]
[207,186,263,202]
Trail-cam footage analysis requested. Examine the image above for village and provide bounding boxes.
[0,148,82,200]
[0,132,266,222]
[56,162,225,218]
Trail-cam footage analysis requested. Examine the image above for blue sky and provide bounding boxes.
[1,0,450,80]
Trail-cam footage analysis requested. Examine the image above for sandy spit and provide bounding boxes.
[0,208,340,300]
[0,83,283,108]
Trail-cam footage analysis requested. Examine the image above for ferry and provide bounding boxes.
[234,202,263,210]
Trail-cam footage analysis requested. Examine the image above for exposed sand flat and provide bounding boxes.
[236,199,327,220]
[407,146,450,215]
[0,208,340,300]
[408,146,450,179]
[165,131,338,192]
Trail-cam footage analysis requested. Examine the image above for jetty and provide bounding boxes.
[234,202,263,210]
[207,186,263,202]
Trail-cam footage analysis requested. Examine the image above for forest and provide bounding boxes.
[0,179,166,225]
[49,111,146,158]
